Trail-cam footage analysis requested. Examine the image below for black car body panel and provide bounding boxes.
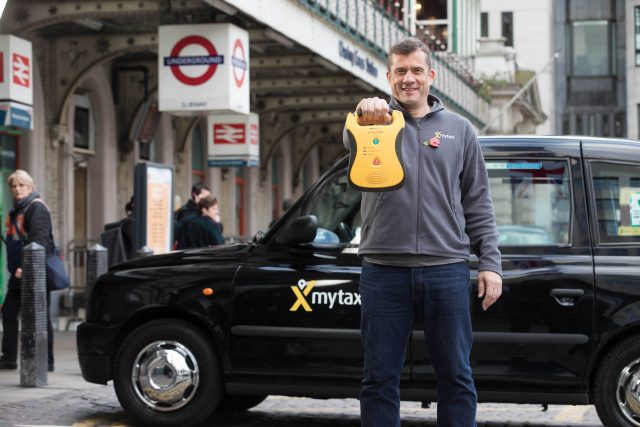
[77,136,640,425]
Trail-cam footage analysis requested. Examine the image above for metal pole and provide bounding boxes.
[20,242,47,387]
[86,244,108,296]
[480,52,559,135]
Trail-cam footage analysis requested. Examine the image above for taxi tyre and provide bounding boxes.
[113,318,222,427]
[218,394,268,411]
[594,335,640,427]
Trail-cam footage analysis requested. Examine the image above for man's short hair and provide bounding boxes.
[387,37,432,71]
[191,182,211,200]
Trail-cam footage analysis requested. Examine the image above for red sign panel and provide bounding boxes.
[249,123,258,145]
[12,53,29,88]
[213,123,245,144]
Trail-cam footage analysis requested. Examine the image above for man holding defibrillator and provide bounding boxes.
[345,37,503,426]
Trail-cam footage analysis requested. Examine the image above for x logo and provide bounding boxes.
[290,280,316,312]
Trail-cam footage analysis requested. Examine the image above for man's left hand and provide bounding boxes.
[478,271,502,311]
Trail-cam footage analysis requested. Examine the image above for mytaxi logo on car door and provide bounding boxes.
[290,279,361,312]
[290,279,316,312]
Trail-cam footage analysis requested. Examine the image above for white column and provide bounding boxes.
[83,65,119,240]
[155,113,175,166]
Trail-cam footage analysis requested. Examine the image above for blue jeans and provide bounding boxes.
[359,261,476,427]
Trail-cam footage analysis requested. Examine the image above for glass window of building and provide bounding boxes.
[480,12,488,37]
[571,20,610,76]
[73,93,94,151]
[615,112,625,137]
[501,12,513,47]
[635,6,640,66]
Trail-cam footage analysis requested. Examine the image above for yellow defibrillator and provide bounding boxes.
[345,110,406,192]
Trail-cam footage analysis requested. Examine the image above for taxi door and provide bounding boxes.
[228,167,395,395]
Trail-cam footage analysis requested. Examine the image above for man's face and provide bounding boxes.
[386,50,435,113]
[194,189,211,203]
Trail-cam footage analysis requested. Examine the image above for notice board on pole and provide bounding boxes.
[133,162,174,255]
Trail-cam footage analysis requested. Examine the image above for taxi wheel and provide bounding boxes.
[113,318,222,427]
[594,335,640,427]
[218,394,268,411]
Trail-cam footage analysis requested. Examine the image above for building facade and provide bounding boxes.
[479,0,554,135]
[553,0,627,137]
[627,0,640,140]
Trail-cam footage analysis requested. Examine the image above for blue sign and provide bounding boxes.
[339,41,379,78]
[0,102,33,130]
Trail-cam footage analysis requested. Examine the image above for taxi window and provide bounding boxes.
[486,159,571,246]
[304,171,361,245]
[591,161,640,244]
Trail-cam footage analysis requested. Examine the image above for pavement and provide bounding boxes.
[0,329,105,404]
[0,329,605,426]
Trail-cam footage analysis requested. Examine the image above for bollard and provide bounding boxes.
[86,244,108,295]
[20,242,48,387]
[136,245,153,258]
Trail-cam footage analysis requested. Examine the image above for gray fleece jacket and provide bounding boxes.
[344,95,502,275]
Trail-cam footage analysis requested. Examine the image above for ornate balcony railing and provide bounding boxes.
[298,0,411,57]
[297,0,490,126]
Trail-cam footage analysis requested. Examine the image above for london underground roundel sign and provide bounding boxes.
[231,38,247,88]
[164,35,224,86]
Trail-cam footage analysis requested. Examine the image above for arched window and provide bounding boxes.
[74,93,95,152]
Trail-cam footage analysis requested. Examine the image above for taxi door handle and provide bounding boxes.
[550,289,584,307]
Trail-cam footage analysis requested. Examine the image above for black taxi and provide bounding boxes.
[77,136,640,427]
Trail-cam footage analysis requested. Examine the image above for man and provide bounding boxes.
[347,37,502,426]
[175,182,211,222]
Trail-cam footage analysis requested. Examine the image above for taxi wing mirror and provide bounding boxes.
[277,215,318,246]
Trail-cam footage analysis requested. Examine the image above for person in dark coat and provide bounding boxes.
[177,196,224,249]
[0,170,56,371]
[174,183,212,249]
[175,182,211,223]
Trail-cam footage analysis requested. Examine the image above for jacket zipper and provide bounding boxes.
[414,116,422,252]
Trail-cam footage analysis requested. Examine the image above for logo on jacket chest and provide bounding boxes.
[423,130,455,149]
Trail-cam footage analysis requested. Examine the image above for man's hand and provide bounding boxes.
[478,270,502,311]
[356,97,392,125]
[15,268,22,279]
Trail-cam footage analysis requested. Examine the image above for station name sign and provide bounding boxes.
[338,41,378,78]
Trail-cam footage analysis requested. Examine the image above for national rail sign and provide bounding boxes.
[159,23,249,115]
[0,35,33,117]
[208,113,260,167]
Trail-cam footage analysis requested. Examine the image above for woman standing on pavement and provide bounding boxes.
[0,170,56,372]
